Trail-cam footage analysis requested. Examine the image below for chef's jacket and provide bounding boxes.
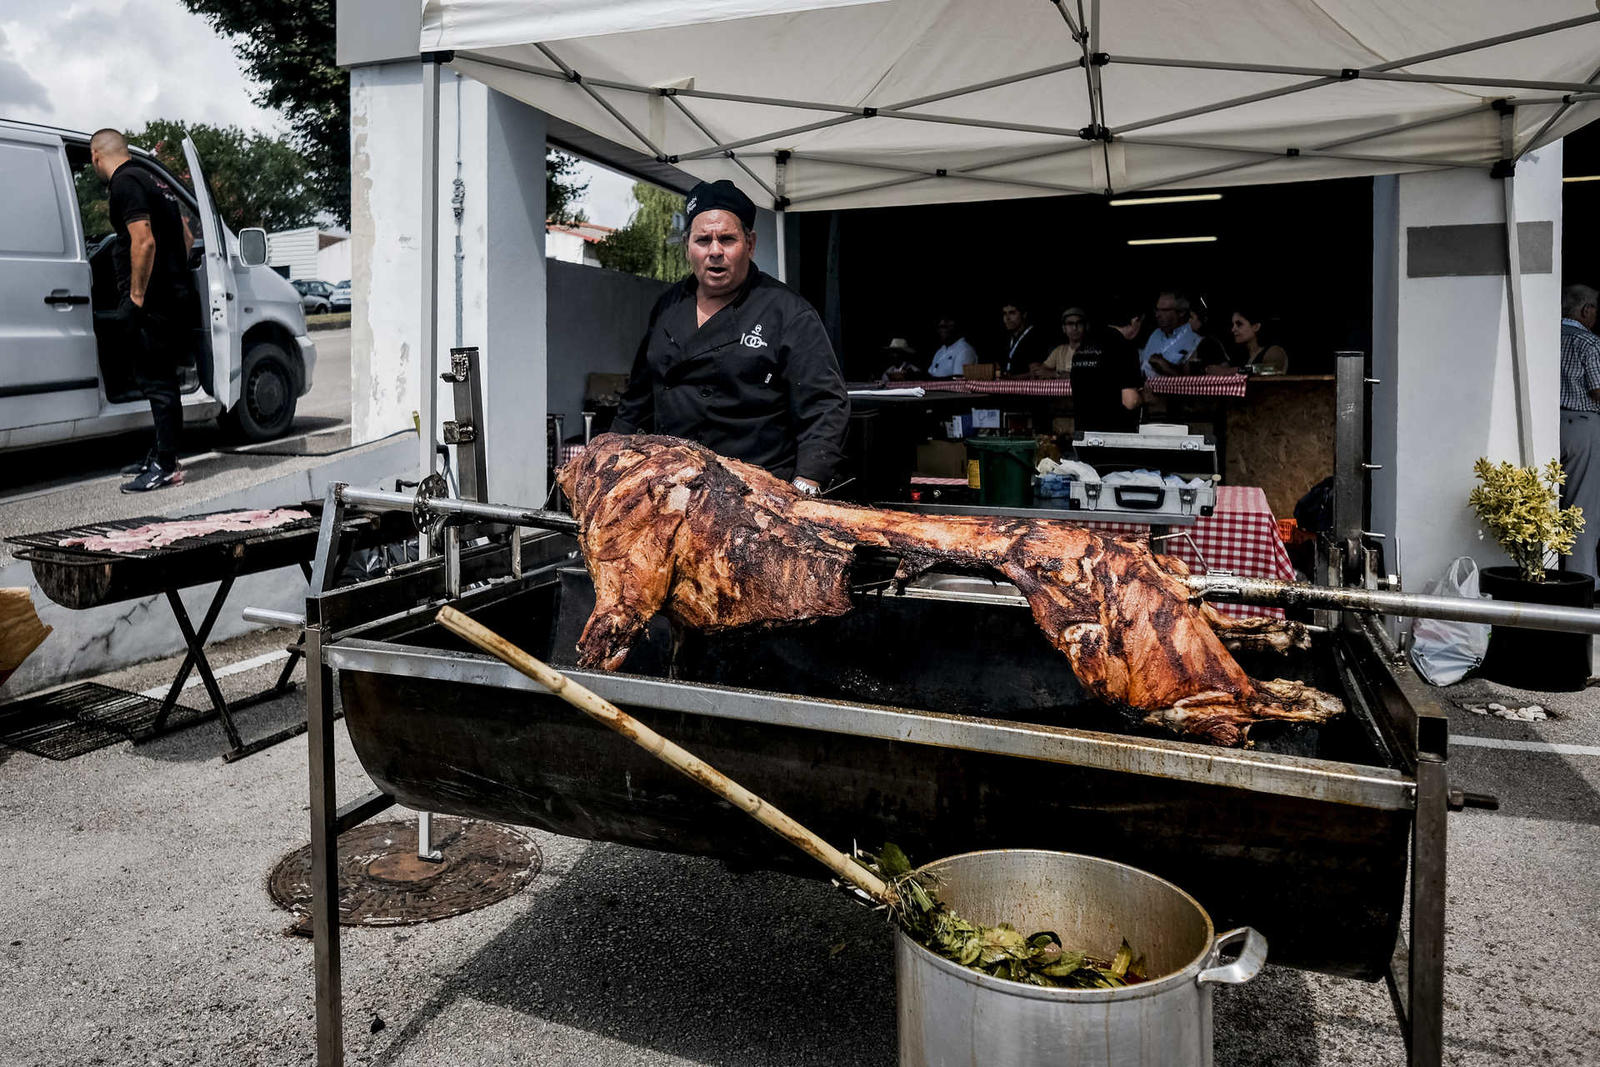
[612,268,850,483]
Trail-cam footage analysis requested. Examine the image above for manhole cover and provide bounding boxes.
[268,817,541,934]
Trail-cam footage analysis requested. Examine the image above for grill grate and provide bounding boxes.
[0,682,207,760]
[5,506,322,562]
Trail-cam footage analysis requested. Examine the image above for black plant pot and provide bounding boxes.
[1478,566,1594,691]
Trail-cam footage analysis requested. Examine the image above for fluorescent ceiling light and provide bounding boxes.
[1127,236,1218,246]
[1108,194,1224,206]
[1563,175,1600,183]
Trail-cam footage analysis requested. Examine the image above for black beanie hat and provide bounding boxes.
[684,179,757,229]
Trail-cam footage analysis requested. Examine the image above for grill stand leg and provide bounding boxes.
[307,624,342,1067]
[1405,755,1448,1067]
[152,578,242,751]
[309,483,345,1067]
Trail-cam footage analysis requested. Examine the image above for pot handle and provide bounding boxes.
[1196,927,1267,986]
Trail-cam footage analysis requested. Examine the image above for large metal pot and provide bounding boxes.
[897,850,1266,1067]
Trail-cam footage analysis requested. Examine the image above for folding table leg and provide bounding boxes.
[150,577,237,741]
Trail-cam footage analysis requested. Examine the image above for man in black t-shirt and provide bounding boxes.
[1069,304,1145,433]
[91,128,194,492]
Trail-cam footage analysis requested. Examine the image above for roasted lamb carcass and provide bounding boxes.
[557,434,1340,747]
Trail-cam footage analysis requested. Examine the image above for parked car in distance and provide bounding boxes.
[291,278,334,314]
[330,279,351,311]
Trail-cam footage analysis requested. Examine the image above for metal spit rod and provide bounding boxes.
[337,486,1600,635]
[338,486,579,534]
[1189,573,1600,635]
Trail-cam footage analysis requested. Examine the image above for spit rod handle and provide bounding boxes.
[1185,574,1600,635]
[243,607,305,628]
[434,606,897,908]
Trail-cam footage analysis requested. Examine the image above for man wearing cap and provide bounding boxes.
[612,180,849,493]
[881,338,920,380]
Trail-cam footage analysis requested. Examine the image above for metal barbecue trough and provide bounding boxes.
[296,353,1600,1067]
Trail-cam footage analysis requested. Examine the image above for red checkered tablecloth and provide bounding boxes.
[1075,485,1295,619]
[915,374,1248,398]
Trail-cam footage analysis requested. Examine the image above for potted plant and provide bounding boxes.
[1467,458,1592,690]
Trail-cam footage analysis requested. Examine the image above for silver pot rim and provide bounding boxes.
[896,848,1217,1003]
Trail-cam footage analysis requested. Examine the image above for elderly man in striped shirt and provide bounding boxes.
[1560,283,1600,584]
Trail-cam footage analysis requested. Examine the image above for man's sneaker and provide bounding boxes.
[119,449,156,476]
[120,461,184,493]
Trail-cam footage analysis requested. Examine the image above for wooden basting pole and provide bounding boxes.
[435,606,897,907]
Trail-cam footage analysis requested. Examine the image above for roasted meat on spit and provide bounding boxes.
[557,434,1341,747]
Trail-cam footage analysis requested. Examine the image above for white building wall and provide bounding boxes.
[1370,143,1564,589]
[266,225,318,278]
[546,229,608,267]
[317,238,351,284]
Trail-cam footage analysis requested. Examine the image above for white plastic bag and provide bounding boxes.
[1408,556,1489,686]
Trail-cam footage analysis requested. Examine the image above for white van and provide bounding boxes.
[0,118,317,449]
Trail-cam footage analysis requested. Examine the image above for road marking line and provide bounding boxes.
[138,648,293,699]
[1451,735,1600,757]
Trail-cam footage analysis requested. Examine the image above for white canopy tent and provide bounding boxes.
[406,0,1600,474]
[421,0,1600,209]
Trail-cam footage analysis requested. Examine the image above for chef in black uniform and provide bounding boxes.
[611,180,849,493]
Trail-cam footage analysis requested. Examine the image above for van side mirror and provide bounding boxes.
[239,228,268,267]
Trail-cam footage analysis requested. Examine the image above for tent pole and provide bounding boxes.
[1108,53,1600,95]
[420,57,442,489]
[1114,101,1506,193]
[1123,135,1489,171]
[1113,11,1600,138]
[775,210,788,283]
[1499,119,1536,467]
[1517,59,1600,162]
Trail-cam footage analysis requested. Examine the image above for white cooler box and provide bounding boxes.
[1067,479,1216,517]
[1072,429,1218,479]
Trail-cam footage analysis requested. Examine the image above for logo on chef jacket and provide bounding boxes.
[741,323,769,349]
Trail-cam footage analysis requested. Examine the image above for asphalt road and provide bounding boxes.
[0,328,356,559]
[1,624,1597,1066]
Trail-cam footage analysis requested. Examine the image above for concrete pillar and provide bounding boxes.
[480,89,549,506]
[1370,142,1564,588]
[350,62,427,456]
[352,69,549,504]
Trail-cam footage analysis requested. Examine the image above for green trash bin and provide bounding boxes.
[967,436,1038,507]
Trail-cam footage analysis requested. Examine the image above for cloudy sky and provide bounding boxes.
[0,0,638,227]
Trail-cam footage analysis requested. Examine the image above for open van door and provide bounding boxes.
[181,136,239,410]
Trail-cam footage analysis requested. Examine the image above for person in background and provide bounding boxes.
[926,315,977,378]
[1184,297,1230,374]
[1230,305,1289,374]
[1034,307,1087,378]
[999,301,1051,377]
[1558,283,1600,584]
[1141,291,1199,375]
[880,338,921,381]
[1068,302,1144,433]
[92,128,195,492]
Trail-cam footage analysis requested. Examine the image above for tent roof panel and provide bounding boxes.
[431,0,1600,209]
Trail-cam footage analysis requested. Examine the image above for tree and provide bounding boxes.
[595,182,690,281]
[547,151,589,225]
[177,0,348,226]
[75,121,320,240]
[177,1,589,230]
